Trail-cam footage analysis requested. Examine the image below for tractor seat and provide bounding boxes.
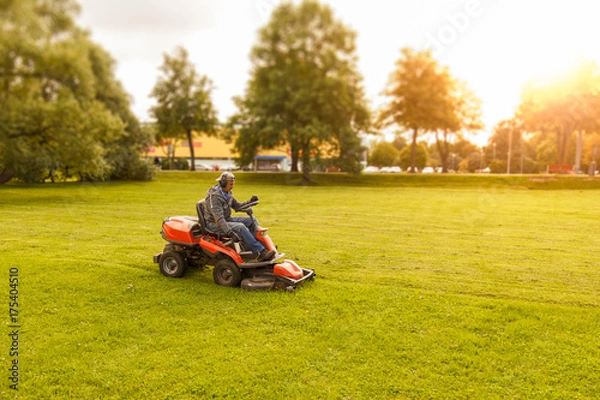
[196,199,229,240]
[196,199,254,258]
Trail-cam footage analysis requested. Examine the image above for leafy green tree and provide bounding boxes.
[452,136,479,161]
[528,131,559,168]
[150,46,219,171]
[424,141,441,168]
[434,79,483,172]
[465,151,484,172]
[486,119,537,173]
[380,49,482,173]
[369,141,400,167]
[0,0,152,183]
[379,48,451,173]
[399,143,427,171]
[229,0,370,183]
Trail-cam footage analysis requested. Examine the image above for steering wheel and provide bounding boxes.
[237,200,259,215]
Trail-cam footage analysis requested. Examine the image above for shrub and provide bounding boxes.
[488,159,506,173]
[161,158,190,170]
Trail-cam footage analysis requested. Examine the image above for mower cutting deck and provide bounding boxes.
[153,199,315,291]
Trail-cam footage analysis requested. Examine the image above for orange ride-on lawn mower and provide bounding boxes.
[153,199,315,291]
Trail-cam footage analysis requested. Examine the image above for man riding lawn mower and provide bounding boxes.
[153,172,315,291]
[204,172,275,262]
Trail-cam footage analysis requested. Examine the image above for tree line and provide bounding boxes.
[370,56,600,174]
[2,0,599,184]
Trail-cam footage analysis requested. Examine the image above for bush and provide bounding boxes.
[12,154,55,183]
[109,149,156,181]
[488,157,540,174]
[115,158,156,181]
[399,144,427,170]
[161,158,189,170]
[369,141,400,167]
[488,159,506,173]
[521,157,541,174]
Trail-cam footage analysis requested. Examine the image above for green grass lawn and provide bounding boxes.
[1,172,599,399]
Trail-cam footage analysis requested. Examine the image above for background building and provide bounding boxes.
[143,133,290,171]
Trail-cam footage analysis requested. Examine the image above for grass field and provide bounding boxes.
[1,172,599,399]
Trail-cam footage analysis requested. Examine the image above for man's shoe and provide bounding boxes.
[257,249,276,262]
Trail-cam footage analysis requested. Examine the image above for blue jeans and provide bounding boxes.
[206,216,265,255]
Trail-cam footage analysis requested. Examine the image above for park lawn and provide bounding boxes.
[0,172,599,399]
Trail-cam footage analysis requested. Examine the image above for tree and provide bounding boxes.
[399,143,427,171]
[379,48,452,173]
[487,119,537,173]
[0,0,153,183]
[433,79,483,172]
[150,46,219,171]
[452,136,479,162]
[582,132,600,172]
[229,0,370,183]
[519,59,600,165]
[369,141,400,167]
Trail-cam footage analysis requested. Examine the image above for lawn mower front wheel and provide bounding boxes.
[159,251,187,278]
[213,259,242,287]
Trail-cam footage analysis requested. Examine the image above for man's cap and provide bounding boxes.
[216,172,235,182]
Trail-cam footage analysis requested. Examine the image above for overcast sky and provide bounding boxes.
[76,0,600,145]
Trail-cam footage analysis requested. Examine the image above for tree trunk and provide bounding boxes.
[167,143,175,170]
[409,127,418,173]
[301,142,311,185]
[507,123,513,174]
[187,129,196,171]
[291,145,299,172]
[556,127,565,165]
[435,130,450,173]
[0,167,14,184]
[575,130,583,173]
[557,123,573,165]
